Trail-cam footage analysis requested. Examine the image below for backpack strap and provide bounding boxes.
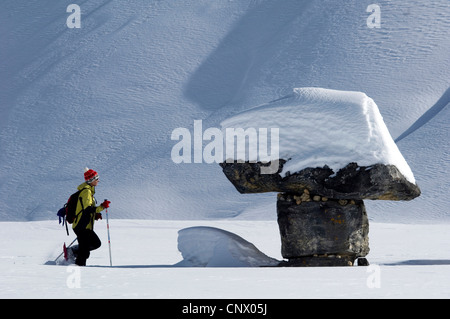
[79,194,85,212]
[72,188,87,227]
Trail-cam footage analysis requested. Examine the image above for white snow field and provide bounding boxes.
[0,0,449,299]
[1,220,450,299]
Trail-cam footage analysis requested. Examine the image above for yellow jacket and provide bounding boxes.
[72,182,105,231]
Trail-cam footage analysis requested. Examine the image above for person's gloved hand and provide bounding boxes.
[101,199,111,209]
[95,213,102,220]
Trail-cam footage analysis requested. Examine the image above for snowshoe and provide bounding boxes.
[59,242,77,265]
[63,243,68,261]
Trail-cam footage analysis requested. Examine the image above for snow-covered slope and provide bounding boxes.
[0,0,449,222]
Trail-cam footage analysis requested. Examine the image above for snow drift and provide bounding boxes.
[176,226,279,267]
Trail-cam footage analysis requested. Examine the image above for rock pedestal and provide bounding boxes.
[277,193,369,266]
[220,160,420,267]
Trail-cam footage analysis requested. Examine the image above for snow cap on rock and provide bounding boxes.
[220,87,417,184]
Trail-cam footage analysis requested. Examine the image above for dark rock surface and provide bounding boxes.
[220,160,421,200]
[277,194,369,265]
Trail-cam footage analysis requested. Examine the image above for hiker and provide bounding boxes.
[69,168,110,266]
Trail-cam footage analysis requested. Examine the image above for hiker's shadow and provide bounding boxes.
[105,259,450,268]
[92,264,181,268]
[383,259,450,266]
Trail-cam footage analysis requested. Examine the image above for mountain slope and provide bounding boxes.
[0,0,448,222]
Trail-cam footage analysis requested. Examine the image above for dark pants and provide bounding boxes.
[73,229,101,266]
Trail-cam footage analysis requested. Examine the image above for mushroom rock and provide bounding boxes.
[219,88,421,266]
